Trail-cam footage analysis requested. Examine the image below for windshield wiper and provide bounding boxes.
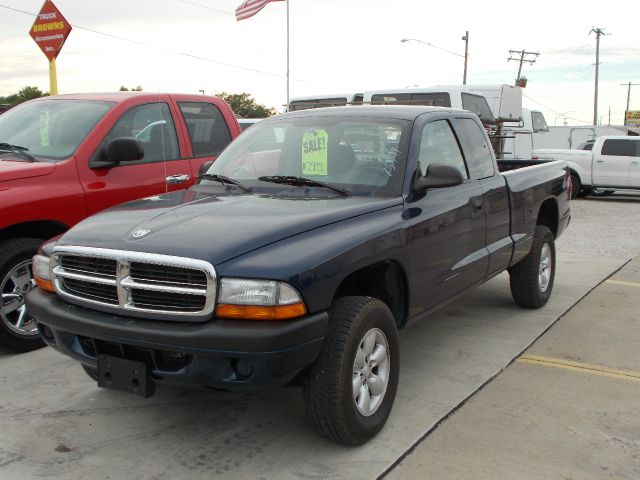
[258,176,349,196]
[0,143,37,162]
[198,173,252,193]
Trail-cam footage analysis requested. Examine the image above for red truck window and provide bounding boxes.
[103,102,180,163]
[178,102,232,157]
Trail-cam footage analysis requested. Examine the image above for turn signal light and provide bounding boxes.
[215,302,307,321]
[34,276,56,293]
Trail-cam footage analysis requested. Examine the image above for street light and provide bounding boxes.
[401,36,468,84]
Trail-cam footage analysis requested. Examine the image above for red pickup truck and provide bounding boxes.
[0,92,240,352]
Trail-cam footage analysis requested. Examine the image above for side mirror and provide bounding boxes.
[89,137,144,169]
[414,163,465,193]
[107,137,144,164]
[198,160,214,177]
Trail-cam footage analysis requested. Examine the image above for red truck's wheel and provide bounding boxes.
[509,226,556,308]
[303,296,399,445]
[0,238,46,352]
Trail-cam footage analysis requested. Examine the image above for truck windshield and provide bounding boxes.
[0,99,112,160]
[205,115,411,197]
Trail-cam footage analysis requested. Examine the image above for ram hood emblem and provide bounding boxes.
[131,228,151,239]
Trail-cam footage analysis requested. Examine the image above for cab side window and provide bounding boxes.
[418,120,468,179]
[178,102,232,157]
[454,118,495,179]
[601,139,633,156]
[104,102,180,163]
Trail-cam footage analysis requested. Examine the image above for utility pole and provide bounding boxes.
[620,81,640,125]
[507,49,539,86]
[590,27,607,126]
[462,31,469,85]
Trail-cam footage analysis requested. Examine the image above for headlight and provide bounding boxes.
[32,254,55,293]
[216,278,307,320]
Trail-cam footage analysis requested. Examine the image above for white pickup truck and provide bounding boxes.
[533,136,640,198]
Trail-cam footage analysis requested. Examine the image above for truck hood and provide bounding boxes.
[0,158,56,182]
[58,189,401,265]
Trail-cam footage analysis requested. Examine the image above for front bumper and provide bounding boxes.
[26,289,328,392]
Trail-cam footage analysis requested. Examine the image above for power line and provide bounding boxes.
[521,93,590,124]
[0,3,322,86]
[400,38,465,59]
[175,0,233,16]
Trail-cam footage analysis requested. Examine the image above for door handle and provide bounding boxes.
[471,199,484,211]
[596,160,605,163]
[632,160,639,165]
[166,174,190,185]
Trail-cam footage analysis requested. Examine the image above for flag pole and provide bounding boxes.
[286,0,290,109]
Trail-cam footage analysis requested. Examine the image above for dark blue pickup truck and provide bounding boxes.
[27,106,570,445]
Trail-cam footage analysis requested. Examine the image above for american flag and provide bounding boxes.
[236,0,285,21]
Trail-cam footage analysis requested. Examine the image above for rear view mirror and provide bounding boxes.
[414,163,465,193]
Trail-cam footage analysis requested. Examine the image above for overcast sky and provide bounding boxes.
[1,0,638,125]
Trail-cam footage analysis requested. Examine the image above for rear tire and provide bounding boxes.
[0,238,46,352]
[303,296,399,445]
[509,225,556,308]
[570,173,581,199]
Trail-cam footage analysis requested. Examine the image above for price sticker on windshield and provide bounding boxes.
[40,111,50,146]
[302,129,328,176]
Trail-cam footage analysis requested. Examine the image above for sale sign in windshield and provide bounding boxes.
[29,0,72,61]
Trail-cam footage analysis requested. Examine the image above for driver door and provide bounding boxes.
[79,101,194,215]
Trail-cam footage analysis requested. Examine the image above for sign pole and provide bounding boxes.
[49,58,58,96]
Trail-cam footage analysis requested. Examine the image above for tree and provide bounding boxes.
[119,86,143,91]
[0,86,48,105]
[215,92,276,118]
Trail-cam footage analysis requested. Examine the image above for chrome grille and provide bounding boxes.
[60,255,117,278]
[51,246,216,321]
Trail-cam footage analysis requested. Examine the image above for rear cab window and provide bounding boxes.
[461,93,495,124]
[178,102,232,157]
[531,111,549,132]
[288,98,349,111]
[371,93,451,107]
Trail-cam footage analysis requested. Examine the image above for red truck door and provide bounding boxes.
[78,101,195,215]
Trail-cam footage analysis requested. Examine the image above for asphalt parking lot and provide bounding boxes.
[1,192,639,479]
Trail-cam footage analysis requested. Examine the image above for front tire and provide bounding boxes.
[509,225,556,308]
[303,296,399,445]
[0,238,46,352]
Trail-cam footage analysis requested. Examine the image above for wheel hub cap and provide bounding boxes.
[352,328,390,417]
[539,243,552,293]
[1,259,39,337]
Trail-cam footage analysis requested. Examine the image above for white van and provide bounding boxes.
[362,86,496,124]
